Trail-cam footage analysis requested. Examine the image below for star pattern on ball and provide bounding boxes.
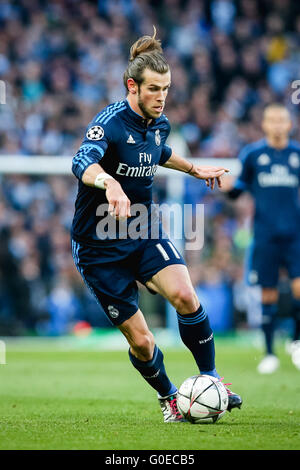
[86,126,104,141]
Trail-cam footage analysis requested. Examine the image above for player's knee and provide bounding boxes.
[292,289,300,301]
[291,278,300,300]
[171,285,198,314]
[132,332,155,361]
[262,288,278,304]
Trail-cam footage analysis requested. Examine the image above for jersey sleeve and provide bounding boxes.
[233,145,254,191]
[290,141,300,180]
[72,121,111,180]
[159,119,173,165]
[159,143,173,165]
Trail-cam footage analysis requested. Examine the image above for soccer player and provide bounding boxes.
[71,28,242,422]
[222,103,300,373]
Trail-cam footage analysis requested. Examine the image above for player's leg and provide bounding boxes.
[145,263,242,411]
[248,239,280,373]
[146,264,219,377]
[71,239,183,422]
[289,278,300,369]
[118,308,177,397]
[261,288,279,356]
[137,236,241,410]
[291,278,300,342]
[118,309,184,422]
[257,287,280,374]
[283,237,300,369]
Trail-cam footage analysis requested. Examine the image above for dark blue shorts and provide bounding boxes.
[246,236,300,287]
[71,237,186,326]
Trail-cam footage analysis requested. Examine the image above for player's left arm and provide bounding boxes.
[161,150,229,190]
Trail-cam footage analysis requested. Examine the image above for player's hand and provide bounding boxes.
[190,165,230,190]
[218,174,235,192]
[104,179,131,219]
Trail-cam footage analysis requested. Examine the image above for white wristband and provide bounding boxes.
[94,172,114,189]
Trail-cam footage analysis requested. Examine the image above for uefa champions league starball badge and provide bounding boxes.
[86,126,104,141]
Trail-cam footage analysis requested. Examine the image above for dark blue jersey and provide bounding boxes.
[71,99,172,245]
[233,138,300,240]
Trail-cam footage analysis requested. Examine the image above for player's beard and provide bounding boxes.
[138,93,158,120]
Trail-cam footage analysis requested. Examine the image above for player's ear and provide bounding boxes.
[127,78,138,95]
[261,117,268,134]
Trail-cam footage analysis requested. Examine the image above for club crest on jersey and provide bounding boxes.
[107,305,119,318]
[257,153,270,165]
[289,152,300,168]
[86,126,104,141]
[155,129,161,146]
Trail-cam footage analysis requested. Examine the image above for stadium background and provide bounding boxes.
[0,0,300,340]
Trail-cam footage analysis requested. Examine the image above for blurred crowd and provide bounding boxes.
[1,0,300,157]
[0,0,299,334]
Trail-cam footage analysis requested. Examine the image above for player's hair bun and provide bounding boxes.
[129,26,163,61]
[123,26,169,91]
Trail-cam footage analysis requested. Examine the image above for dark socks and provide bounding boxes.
[292,298,300,341]
[261,303,277,355]
[128,345,177,398]
[177,305,220,378]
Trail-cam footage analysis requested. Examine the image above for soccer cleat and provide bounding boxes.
[257,354,279,374]
[158,393,186,423]
[285,340,295,355]
[220,378,243,412]
[289,341,300,370]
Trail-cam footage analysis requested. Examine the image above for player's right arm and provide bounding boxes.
[72,121,131,218]
[81,163,131,219]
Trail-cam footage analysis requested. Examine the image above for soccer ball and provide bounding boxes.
[177,375,228,424]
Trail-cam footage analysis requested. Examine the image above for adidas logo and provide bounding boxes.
[127,134,135,144]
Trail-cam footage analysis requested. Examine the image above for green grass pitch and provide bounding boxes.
[0,340,299,450]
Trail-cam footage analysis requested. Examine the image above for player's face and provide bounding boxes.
[262,108,292,140]
[137,69,171,119]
